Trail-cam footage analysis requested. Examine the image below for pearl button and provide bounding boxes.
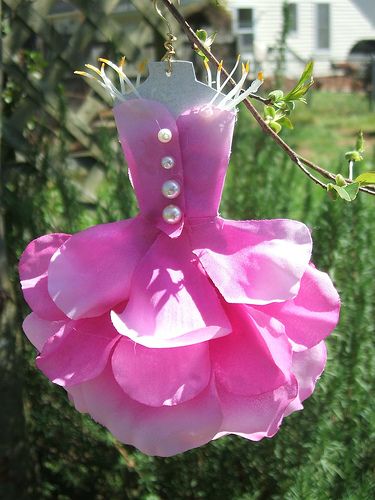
[162,180,181,199]
[158,128,172,143]
[161,156,175,169]
[162,205,182,224]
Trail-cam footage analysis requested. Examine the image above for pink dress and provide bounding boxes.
[19,98,340,457]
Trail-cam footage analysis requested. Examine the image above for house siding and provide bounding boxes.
[228,0,375,77]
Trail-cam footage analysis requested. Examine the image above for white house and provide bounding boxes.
[227,0,375,77]
[47,0,375,79]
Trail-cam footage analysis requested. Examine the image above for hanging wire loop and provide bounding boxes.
[162,32,177,75]
[153,0,177,75]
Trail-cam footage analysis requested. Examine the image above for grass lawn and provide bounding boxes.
[283,91,375,172]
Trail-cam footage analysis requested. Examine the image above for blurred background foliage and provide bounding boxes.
[1,1,375,499]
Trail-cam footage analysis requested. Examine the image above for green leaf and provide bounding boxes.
[195,50,207,60]
[195,29,216,48]
[196,29,207,42]
[326,183,351,201]
[299,60,314,84]
[194,29,216,61]
[354,172,375,185]
[273,101,288,112]
[205,32,217,48]
[264,105,276,119]
[345,150,363,162]
[284,61,314,101]
[278,116,294,129]
[327,183,338,200]
[344,182,360,200]
[269,121,282,134]
[355,130,365,153]
[335,174,347,187]
[286,101,296,112]
[268,90,284,102]
[335,185,352,201]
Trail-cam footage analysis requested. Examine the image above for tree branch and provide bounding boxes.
[157,0,375,197]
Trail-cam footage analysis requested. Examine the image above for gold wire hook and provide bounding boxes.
[153,0,177,75]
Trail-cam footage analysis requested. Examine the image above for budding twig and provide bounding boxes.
[157,0,375,197]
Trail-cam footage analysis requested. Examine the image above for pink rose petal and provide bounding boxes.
[48,217,158,320]
[112,337,211,406]
[111,231,231,347]
[70,365,223,457]
[22,312,66,351]
[257,265,340,349]
[19,233,70,320]
[190,218,312,305]
[285,341,327,416]
[215,376,298,439]
[37,313,119,387]
[210,304,293,396]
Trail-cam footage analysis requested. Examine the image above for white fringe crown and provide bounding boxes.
[75,56,264,111]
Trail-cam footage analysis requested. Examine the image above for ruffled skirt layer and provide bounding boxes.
[19,215,340,456]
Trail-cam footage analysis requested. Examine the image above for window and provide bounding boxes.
[288,3,298,33]
[234,8,254,54]
[317,3,330,50]
[238,33,254,53]
[238,8,253,29]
